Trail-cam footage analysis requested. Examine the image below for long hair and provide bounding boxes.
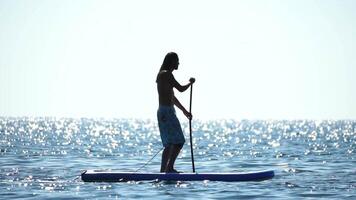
[160,52,178,72]
[156,52,178,82]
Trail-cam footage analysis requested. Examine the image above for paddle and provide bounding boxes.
[189,82,195,173]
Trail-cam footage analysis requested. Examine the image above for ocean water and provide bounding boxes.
[0,117,355,199]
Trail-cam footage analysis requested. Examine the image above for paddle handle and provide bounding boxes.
[189,84,195,173]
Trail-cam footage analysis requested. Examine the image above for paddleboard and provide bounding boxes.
[81,170,274,182]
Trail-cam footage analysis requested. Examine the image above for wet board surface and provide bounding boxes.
[81,170,275,182]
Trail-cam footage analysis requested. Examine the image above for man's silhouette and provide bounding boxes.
[156,52,195,173]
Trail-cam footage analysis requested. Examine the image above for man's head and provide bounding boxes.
[161,52,179,71]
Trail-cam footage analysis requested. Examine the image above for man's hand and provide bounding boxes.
[183,110,192,120]
[189,77,195,84]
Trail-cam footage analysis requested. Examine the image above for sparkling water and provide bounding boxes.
[0,117,355,199]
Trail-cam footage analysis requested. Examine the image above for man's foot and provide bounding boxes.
[166,169,182,173]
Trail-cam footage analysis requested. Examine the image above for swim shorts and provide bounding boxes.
[157,105,185,147]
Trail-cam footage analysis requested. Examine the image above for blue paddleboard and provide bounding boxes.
[81,170,274,182]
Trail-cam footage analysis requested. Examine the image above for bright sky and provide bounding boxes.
[0,0,355,120]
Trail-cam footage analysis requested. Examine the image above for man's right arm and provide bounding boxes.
[168,73,191,92]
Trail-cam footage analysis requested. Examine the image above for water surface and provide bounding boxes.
[1,118,355,199]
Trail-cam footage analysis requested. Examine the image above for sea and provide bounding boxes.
[0,117,355,199]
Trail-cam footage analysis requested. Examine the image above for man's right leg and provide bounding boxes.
[160,146,170,172]
[165,144,183,172]
[170,144,183,171]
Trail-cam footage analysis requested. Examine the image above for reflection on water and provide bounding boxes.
[0,118,355,199]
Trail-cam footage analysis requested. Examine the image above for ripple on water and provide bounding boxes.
[0,118,355,199]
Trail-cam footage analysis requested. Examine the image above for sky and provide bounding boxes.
[0,0,355,120]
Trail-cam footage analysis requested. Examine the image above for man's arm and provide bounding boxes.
[168,73,191,92]
[173,95,192,120]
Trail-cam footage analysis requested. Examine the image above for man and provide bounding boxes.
[156,52,195,173]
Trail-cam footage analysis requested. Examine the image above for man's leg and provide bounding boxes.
[171,144,183,171]
[165,144,183,172]
[160,146,170,172]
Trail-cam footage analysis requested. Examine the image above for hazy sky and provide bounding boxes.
[0,0,355,120]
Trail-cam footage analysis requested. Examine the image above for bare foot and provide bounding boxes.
[166,169,182,173]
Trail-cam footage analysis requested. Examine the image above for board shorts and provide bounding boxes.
[157,105,185,147]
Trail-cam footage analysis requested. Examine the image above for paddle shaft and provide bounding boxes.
[189,84,195,173]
